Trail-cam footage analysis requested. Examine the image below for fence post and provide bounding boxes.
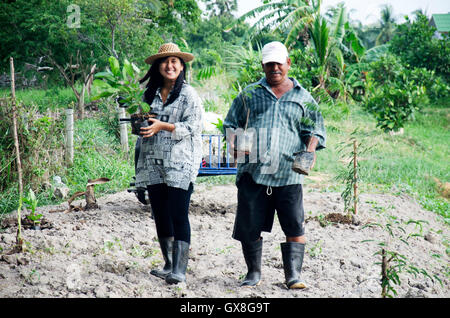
[118,106,129,154]
[65,108,74,165]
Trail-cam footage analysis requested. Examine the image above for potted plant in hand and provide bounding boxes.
[91,56,153,135]
[233,84,258,153]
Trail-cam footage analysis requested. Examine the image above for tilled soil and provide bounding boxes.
[0,183,448,298]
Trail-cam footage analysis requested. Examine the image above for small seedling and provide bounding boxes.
[308,240,323,258]
[23,189,42,228]
[216,245,234,255]
[336,129,373,216]
[363,215,441,298]
[15,196,24,252]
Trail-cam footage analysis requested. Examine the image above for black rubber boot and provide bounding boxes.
[165,240,190,284]
[150,237,173,279]
[281,242,307,289]
[240,238,263,287]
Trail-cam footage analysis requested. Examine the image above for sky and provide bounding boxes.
[235,0,450,25]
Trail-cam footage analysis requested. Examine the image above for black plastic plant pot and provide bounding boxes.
[116,96,127,107]
[292,151,315,175]
[130,114,155,135]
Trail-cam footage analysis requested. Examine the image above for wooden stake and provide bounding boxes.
[381,248,387,298]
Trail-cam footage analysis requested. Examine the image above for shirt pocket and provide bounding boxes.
[279,100,305,131]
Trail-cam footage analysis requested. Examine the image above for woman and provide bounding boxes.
[135,43,203,284]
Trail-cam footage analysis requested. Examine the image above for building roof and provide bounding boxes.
[430,13,450,33]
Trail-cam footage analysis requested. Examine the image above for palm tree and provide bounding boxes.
[375,4,397,45]
[229,0,322,48]
[309,3,347,91]
[203,0,237,18]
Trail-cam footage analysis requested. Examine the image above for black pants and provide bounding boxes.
[233,173,305,242]
[147,183,193,244]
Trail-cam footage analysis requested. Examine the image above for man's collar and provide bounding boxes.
[258,77,301,89]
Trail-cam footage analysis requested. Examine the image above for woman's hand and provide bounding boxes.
[140,118,175,138]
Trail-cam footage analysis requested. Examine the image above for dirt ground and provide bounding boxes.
[0,182,448,299]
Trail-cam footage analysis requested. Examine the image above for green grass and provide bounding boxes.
[0,86,87,113]
[63,118,135,195]
[197,175,236,186]
[314,96,449,221]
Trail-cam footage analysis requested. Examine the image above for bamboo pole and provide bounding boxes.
[10,57,24,250]
[10,57,23,197]
[65,108,74,165]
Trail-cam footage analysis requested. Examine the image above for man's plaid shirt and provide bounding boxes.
[223,77,326,186]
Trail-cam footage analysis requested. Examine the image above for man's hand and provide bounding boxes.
[227,133,250,160]
[306,135,319,170]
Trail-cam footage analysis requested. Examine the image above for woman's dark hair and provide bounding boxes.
[139,57,186,107]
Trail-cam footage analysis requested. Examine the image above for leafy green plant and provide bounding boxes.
[364,53,429,132]
[222,43,263,91]
[407,67,450,102]
[363,215,442,298]
[365,79,428,132]
[389,13,450,80]
[23,189,42,226]
[335,129,373,215]
[92,56,148,115]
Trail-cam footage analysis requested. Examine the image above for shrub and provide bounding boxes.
[407,67,449,102]
[365,80,428,132]
[364,53,429,132]
[0,99,65,192]
[290,47,319,91]
[389,14,450,80]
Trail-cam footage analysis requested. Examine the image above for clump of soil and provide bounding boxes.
[324,212,353,225]
[306,212,353,227]
[1,216,53,230]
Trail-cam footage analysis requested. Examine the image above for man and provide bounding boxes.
[223,41,326,289]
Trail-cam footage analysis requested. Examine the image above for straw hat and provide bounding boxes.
[145,42,194,65]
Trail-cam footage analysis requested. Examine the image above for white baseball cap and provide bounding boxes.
[261,41,289,64]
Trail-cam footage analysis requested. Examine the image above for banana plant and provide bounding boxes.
[91,56,149,115]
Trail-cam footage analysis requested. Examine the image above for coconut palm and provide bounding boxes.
[309,3,347,91]
[202,0,237,17]
[230,0,322,48]
[375,4,397,45]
